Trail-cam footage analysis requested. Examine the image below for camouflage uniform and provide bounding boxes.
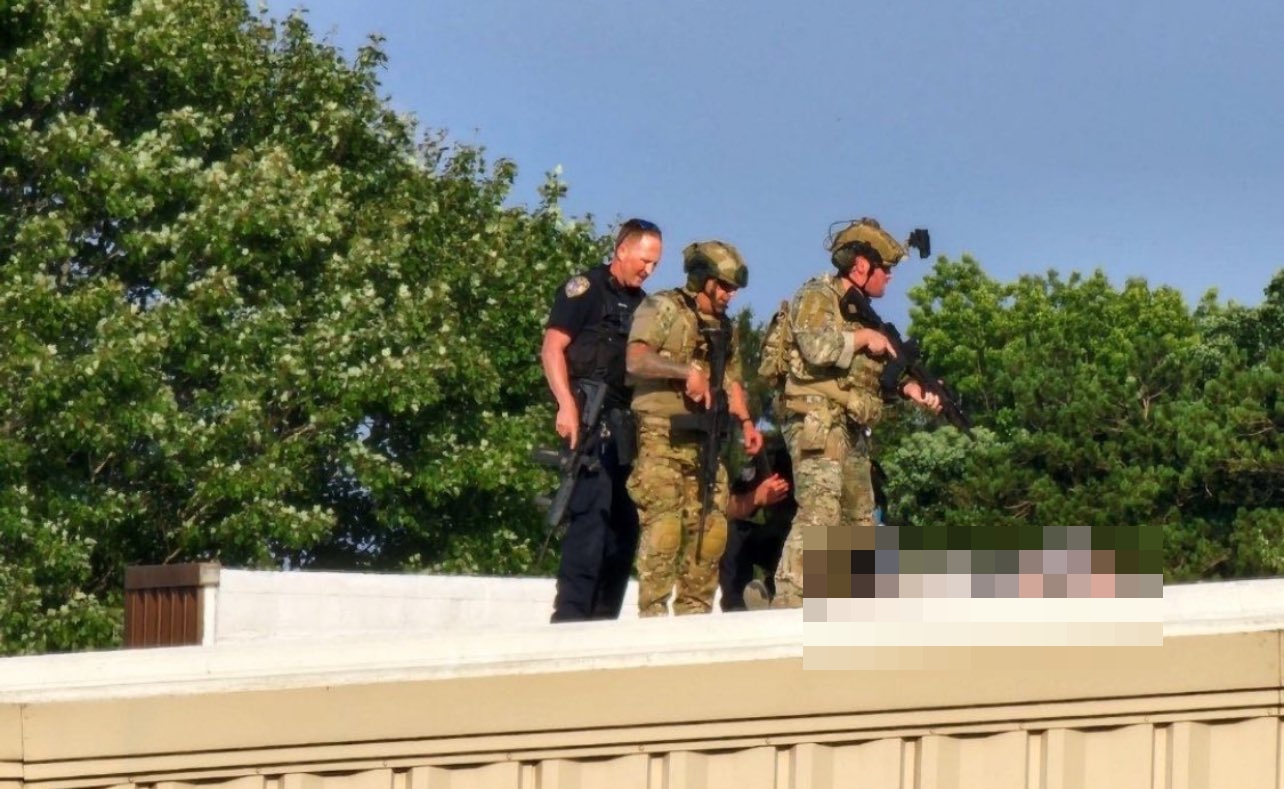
[627,288,743,616]
[772,273,889,606]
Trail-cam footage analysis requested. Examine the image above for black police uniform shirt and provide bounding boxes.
[546,264,644,410]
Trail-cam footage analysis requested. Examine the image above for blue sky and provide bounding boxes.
[262,0,1284,327]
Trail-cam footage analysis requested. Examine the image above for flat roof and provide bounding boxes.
[2,576,1280,703]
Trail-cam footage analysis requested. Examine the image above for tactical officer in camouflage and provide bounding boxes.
[625,241,764,616]
[769,218,940,606]
[541,218,662,622]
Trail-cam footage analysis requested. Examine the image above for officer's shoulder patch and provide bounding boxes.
[564,276,591,298]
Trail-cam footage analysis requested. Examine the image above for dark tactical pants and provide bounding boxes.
[550,428,640,622]
[719,519,789,611]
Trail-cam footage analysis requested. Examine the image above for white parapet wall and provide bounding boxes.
[207,569,643,644]
[1160,576,1284,635]
[197,568,1284,645]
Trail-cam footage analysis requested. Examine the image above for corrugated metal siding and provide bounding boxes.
[122,564,220,648]
[10,627,1284,789]
[123,586,201,648]
[15,720,1284,789]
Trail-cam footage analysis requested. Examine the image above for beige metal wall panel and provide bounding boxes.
[662,747,777,789]
[830,633,1283,707]
[9,618,1284,789]
[787,739,905,789]
[1041,725,1154,789]
[281,770,394,789]
[155,779,264,789]
[533,755,647,789]
[21,632,1282,769]
[0,708,21,762]
[917,731,1028,789]
[407,763,522,789]
[22,660,810,765]
[1164,719,1277,789]
[0,755,21,786]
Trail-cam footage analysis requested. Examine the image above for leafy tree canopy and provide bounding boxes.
[0,0,606,653]
[879,259,1283,581]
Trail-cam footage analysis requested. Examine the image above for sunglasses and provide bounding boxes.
[861,250,893,274]
[615,218,661,246]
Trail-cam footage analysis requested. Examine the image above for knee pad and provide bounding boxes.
[644,514,682,555]
[698,514,729,559]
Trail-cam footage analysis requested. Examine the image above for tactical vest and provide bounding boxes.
[782,278,887,427]
[757,299,793,391]
[630,289,728,418]
[564,271,638,408]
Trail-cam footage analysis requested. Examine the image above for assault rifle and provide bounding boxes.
[669,321,732,562]
[838,288,973,437]
[531,379,609,562]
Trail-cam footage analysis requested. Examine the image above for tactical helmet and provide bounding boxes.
[683,240,749,290]
[828,218,907,273]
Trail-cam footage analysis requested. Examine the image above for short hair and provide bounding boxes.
[614,218,662,250]
[832,241,884,273]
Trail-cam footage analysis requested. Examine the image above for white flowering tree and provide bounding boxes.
[0,0,604,653]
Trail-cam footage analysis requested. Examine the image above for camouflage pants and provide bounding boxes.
[627,418,730,616]
[772,407,875,607]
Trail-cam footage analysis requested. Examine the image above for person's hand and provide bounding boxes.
[902,380,942,414]
[742,421,764,455]
[684,364,711,408]
[752,473,790,508]
[854,328,898,358]
[555,401,580,448]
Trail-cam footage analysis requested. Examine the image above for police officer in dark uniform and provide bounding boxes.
[540,218,663,622]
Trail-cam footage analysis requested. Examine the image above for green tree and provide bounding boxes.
[0,0,604,653]
[1195,270,1284,365]
[881,257,1283,580]
[1165,271,1284,577]
[731,305,770,420]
